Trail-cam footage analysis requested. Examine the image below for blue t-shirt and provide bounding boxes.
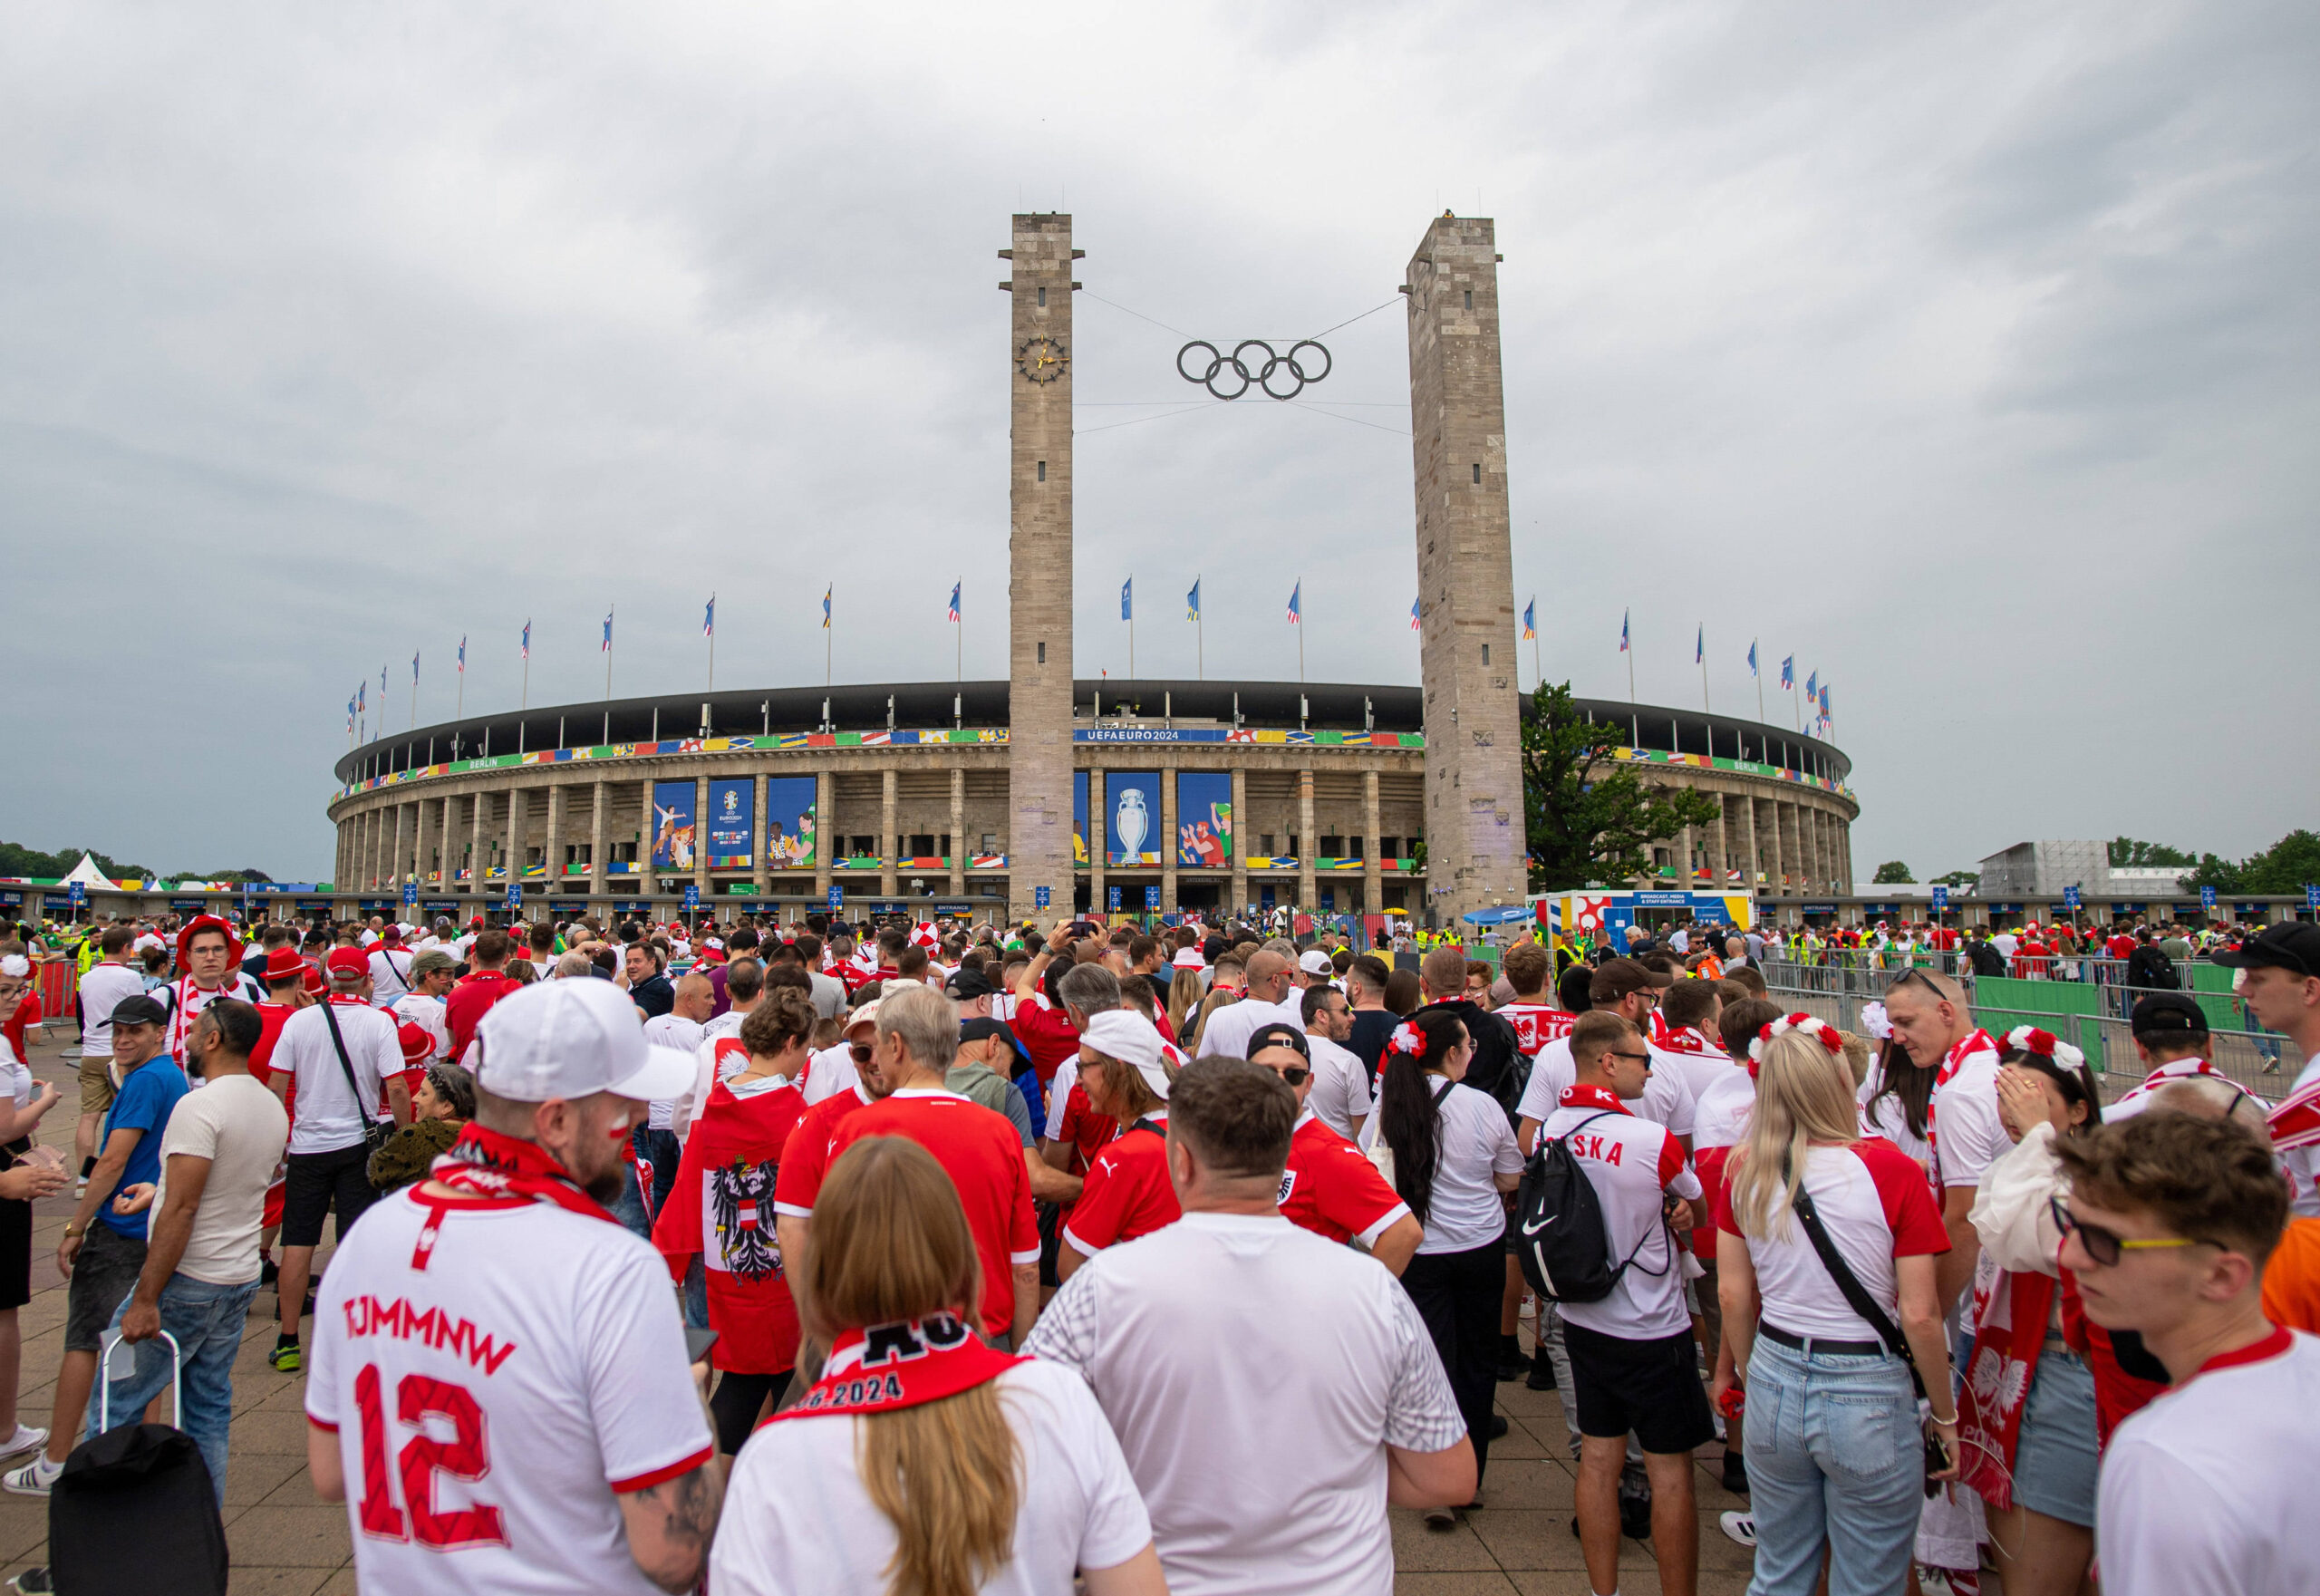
[95,1058,191,1240]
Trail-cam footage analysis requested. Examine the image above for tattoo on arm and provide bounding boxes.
[625,1461,724,1592]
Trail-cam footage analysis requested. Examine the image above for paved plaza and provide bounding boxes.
[0,1030,1755,1593]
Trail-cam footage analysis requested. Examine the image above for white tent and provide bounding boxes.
[57,853,115,891]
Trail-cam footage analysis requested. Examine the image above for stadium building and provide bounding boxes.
[323,212,1860,927]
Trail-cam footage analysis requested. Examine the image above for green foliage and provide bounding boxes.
[1519,682,1722,891]
[2108,836,2196,868]
[2183,830,2320,896]
[1932,870,1980,888]
[1871,860,1914,884]
[0,840,154,882]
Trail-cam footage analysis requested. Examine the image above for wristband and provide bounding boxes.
[62,1224,82,1238]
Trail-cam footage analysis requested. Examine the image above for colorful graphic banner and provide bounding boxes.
[706,779,753,869]
[1106,772,1162,866]
[650,781,696,871]
[1073,772,1089,867]
[1175,772,1232,867]
[764,776,817,869]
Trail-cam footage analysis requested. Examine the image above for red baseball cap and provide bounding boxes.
[325,947,371,981]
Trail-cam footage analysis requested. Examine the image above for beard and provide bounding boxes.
[582,1168,626,1206]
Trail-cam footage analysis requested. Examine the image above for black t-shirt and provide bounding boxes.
[1347,1009,1399,1086]
[630,972,676,1019]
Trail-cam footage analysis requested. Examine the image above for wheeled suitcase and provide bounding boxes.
[47,1330,228,1596]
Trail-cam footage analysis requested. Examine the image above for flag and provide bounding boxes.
[1781,654,1793,689]
[458,635,467,674]
[1522,599,1534,640]
[602,608,614,652]
[411,651,420,683]
[381,664,388,700]
[1619,610,1629,653]
[1695,625,1704,665]
[1820,683,1832,717]
[1747,640,1757,676]
[357,682,366,712]
[947,582,961,623]
[1120,577,1132,622]
[703,595,715,638]
[820,586,831,630]
[1411,598,1422,633]
[521,621,530,661]
[1186,578,1201,621]
[347,693,356,730]
[1806,669,1818,700]
[1286,581,1301,624]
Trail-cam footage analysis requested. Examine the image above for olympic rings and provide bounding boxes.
[1175,338,1333,401]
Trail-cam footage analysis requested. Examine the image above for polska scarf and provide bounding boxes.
[410,1122,616,1270]
[1958,1264,2054,1513]
[1924,1029,1996,1175]
[768,1314,1024,1424]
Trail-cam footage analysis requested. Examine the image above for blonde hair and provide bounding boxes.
[1726,1030,1863,1242]
[1187,986,1239,1055]
[797,1137,1019,1596]
[1083,1048,1168,1122]
[1166,968,1204,1035]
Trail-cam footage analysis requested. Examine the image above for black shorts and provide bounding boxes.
[282,1143,382,1249]
[63,1223,147,1352]
[0,1196,30,1312]
[1561,1320,1716,1456]
[1036,1201,1063,1289]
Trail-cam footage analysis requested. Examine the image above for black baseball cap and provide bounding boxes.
[958,1016,1016,1048]
[2130,991,2211,1039]
[108,994,168,1029]
[1245,1022,1310,1060]
[2211,924,2320,980]
[945,967,998,1001]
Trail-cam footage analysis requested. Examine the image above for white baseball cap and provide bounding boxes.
[1298,949,1333,974]
[472,978,695,1104]
[1079,1009,1174,1101]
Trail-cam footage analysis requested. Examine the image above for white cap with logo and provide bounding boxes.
[473,978,696,1104]
[1298,949,1334,975]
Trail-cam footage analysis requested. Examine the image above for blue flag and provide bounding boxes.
[1695,625,1704,665]
[1747,641,1757,676]
[1781,654,1793,689]
[602,609,614,652]
[703,595,715,638]
[1522,600,1534,640]
[821,587,832,629]
[1186,578,1200,621]
[1120,577,1132,622]
[1806,670,1818,700]
[1619,610,1629,653]
[458,635,467,673]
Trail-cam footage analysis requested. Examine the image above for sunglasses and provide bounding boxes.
[2049,1195,2206,1268]
[1276,1067,1310,1087]
[849,1043,874,1062]
[1610,1048,1652,1065]
[1890,968,1948,1000]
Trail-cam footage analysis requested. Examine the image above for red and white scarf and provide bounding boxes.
[1924,1029,1996,1176]
[768,1314,1024,1425]
[2268,1058,2320,1154]
[1658,1024,1725,1059]
[410,1123,617,1270]
[1558,1082,1632,1116]
[1958,1264,2054,1512]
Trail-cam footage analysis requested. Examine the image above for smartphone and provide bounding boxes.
[684,1327,720,1367]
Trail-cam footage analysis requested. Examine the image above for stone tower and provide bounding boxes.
[1004,214,1078,924]
[1406,214,1529,924]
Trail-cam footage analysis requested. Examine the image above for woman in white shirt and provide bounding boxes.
[712,1134,1165,1596]
[1364,1007,1522,1524]
[1716,1016,1958,1596]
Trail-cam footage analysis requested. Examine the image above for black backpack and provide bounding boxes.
[2127,945,2179,991]
[49,1337,227,1596]
[1513,1111,1669,1304]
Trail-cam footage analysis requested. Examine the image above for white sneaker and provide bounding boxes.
[1718,1510,1755,1548]
[0,1425,46,1458]
[1,1455,61,1496]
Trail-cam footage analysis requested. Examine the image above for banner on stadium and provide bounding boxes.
[1107,772,1162,866]
[705,779,753,869]
[1176,772,1232,867]
[1073,772,1089,867]
[650,781,696,871]
[765,776,817,869]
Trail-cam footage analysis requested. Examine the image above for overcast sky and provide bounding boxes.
[3,2,2312,885]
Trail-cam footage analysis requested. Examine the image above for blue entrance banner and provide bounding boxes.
[651,782,697,871]
[1072,773,1089,867]
[706,779,753,869]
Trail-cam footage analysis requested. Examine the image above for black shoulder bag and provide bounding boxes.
[1784,1159,1949,1492]
[318,1003,395,1156]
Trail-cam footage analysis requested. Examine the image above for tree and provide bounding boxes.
[1872,860,1914,884]
[1932,869,1980,889]
[2108,837,2196,868]
[2185,829,2320,896]
[1519,682,1722,891]
[0,840,154,881]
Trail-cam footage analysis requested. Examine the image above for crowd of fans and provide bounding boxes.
[0,900,2313,1595]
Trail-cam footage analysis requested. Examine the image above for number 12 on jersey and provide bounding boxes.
[353,1364,508,1550]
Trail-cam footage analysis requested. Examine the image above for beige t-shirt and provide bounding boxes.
[153,1073,289,1285]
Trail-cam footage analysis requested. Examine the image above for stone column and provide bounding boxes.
[815,771,834,908]
[950,767,967,898]
[1161,769,1180,914]
[363,809,379,891]
[1230,768,1250,917]
[334,820,347,893]
[545,784,567,899]
[1088,769,1107,919]
[638,779,655,898]
[694,775,711,901]
[1677,821,1695,890]
[1297,769,1317,914]
[505,788,527,912]
[589,781,609,898]
[1363,769,1383,923]
[469,792,486,896]
[414,799,435,895]
[438,796,455,890]
[1709,793,1729,889]
[750,774,770,898]
[879,768,899,900]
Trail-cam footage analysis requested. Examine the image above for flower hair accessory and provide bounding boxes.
[2003,1025,2086,1071]
[1750,1011,1844,1063]
[1389,1020,1425,1058]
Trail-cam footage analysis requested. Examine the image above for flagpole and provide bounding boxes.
[410,671,417,732]
[1754,641,1764,723]
[523,652,530,711]
[826,588,833,689]
[1128,576,1136,686]
[1699,631,1709,713]
[604,605,614,702]
[708,594,716,693]
[955,578,962,685]
[1298,576,1305,685]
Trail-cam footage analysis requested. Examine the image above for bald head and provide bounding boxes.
[672,972,716,1022]
[2150,1076,2269,1133]
[1245,950,1295,1002]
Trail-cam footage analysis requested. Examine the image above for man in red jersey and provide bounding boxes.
[444,927,521,1059]
[1010,922,1098,1089]
[1247,1022,1419,1273]
[787,982,1040,1346]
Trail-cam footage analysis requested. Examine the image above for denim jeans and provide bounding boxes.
[630,1126,680,1220]
[89,1273,261,1506]
[1744,1335,1922,1596]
